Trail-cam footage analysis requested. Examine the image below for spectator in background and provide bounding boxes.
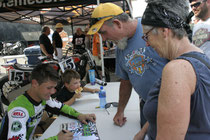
[103,41,109,50]
[190,0,210,58]
[92,33,102,66]
[39,26,55,59]
[84,25,92,51]
[53,23,63,61]
[72,28,86,54]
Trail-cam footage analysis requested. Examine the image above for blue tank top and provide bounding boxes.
[143,52,210,140]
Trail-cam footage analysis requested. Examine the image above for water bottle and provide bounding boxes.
[99,86,107,108]
[88,69,95,85]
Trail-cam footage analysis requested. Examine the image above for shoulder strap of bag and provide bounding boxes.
[181,53,210,69]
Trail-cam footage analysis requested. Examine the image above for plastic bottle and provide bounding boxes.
[99,86,107,108]
[88,69,95,85]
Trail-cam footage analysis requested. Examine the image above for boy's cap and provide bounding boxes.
[87,3,124,35]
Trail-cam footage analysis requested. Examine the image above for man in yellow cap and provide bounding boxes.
[88,3,168,129]
[53,23,64,61]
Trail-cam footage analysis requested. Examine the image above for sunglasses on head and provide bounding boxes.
[190,0,206,8]
[105,102,118,115]
[89,15,116,26]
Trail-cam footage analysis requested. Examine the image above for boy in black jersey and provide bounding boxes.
[56,69,99,105]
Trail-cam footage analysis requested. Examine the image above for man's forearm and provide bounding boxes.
[117,79,132,113]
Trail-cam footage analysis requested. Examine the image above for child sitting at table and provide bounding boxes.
[56,69,100,105]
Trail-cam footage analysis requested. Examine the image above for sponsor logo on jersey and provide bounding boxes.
[12,110,26,118]
[9,134,24,140]
[35,111,43,119]
[28,111,43,127]
[11,121,22,132]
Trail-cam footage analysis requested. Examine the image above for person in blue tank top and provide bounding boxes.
[87,2,168,129]
[134,0,210,140]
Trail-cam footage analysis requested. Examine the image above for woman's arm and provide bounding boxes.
[134,122,149,140]
[156,60,196,140]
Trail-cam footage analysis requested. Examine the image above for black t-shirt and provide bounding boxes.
[52,31,63,48]
[56,86,75,103]
[56,81,86,103]
[39,34,54,55]
[72,33,86,49]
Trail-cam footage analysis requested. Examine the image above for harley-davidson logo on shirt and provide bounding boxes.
[125,48,152,76]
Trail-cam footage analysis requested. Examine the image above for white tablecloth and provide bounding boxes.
[40,82,140,140]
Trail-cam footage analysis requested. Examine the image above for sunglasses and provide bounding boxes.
[142,27,155,42]
[105,102,118,115]
[190,0,206,8]
[105,102,118,109]
[89,15,115,26]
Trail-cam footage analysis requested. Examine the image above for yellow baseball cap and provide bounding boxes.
[55,23,63,28]
[87,3,124,35]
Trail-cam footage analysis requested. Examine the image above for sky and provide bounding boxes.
[131,0,192,18]
[132,0,147,18]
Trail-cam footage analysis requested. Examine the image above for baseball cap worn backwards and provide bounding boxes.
[87,3,124,35]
